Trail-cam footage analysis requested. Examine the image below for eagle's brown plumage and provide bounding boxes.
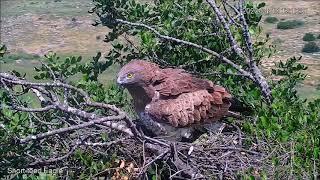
[117,60,160,113]
[117,60,233,128]
[145,88,231,127]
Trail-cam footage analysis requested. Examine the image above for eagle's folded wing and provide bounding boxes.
[145,89,231,127]
[152,68,218,96]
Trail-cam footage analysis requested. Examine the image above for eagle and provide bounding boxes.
[117,60,246,141]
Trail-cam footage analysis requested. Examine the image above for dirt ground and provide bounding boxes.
[1,0,111,56]
[255,0,320,98]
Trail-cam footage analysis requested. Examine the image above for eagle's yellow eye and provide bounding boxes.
[126,73,134,79]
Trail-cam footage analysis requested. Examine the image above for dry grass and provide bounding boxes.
[2,14,111,56]
[0,0,116,82]
[255,0,320,97]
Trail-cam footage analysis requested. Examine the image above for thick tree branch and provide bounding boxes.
[19,113,131,144]
[206,0,245,57]
[115,19,254,80]
[112,18,272,103]
[0,72,138,142]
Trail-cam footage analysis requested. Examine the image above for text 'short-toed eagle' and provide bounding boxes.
[117,60,245,141]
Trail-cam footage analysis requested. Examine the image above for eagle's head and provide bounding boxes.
[117,60,159,87]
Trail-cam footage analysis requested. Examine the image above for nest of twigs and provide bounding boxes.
[117,122,264,179]
[0,72,266,179]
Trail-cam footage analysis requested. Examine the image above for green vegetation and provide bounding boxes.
[1,0,320,179]
[303,33,316,41]
[277,20,304,30]
[0,48,133,179]
[0,52,40,63]
[302,42,320,53]
[318,34,320,39]
[264,16,278,23]
[94,1,318,177]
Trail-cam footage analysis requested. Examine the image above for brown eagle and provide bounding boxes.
[117,60,245,141]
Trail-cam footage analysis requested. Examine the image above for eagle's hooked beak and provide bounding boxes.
[116,76,123,85]
[116,76,125,89]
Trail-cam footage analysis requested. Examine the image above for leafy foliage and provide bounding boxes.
[0,45,7,57]
[264,16,278,24]
[93,0,274,108]
[91,0,320,178]
[302,42,320,53]
[302,32,316,42]
[276,20,304,30]
[1,0,320,179]
[254,57,320,177]
[0,50,133,179]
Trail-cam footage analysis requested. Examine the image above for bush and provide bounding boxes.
[261,57,320,178]
[302,33,316,41]
[277,20,304,30]
[302,42,320,53]
[1,52,40,63]
[264,16,278,23]
[0,51,134,179]
[318,34,320,39]
[2,0,320,179]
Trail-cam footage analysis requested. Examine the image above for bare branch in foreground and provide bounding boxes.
[0,72,137,139]
[19,114,131,144]
[0,71,264,179]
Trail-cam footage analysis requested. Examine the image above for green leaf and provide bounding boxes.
[65,57,71,64]
[77,56,82,62]
[152,175,157,180]
[249,27,255,35]
[260,116,268,127]
[257,2,266,9]
[0,45,7,57]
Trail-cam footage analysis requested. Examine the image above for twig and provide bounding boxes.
[19,113,132,144]
[29,143,80,166]
[169,168,192,179]
[0,73,90,102]
[112,18,273,102]
[76,138,127,147]
[206,0,244,56]
[203,147,262,156]
[139,149,169,176]
[114,19,253,79]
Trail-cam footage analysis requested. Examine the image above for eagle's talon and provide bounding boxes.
[138,112,168,137]
[156,122,167,134]
[117,60,247,142]
[151,91,160,102]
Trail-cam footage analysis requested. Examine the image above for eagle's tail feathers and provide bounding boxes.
[229,97,253,115]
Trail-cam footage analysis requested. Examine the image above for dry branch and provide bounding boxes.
[115,19,253,80]
[0,72,136,138]
[0,70,265,179]
[98,0,273,103]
